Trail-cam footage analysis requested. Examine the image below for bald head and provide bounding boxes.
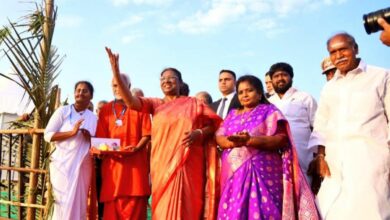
[131,88,144,97]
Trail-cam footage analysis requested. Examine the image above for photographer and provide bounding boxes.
[378,17,390,46]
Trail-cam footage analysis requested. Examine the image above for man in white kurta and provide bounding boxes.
[268,62,317,182]
[310,32,390,220]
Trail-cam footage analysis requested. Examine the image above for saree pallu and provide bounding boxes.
[217,104,319,220]
[140,97,222,220]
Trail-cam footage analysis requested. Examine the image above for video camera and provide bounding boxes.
[363,7,390,34]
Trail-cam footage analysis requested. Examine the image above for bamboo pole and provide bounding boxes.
[7,135,12,219]
[26,0,54,218]
[0,129,44,135]
[0,166,47,174]
[0,200,45,209]
[26,111,42,220]
[17,134,24,219]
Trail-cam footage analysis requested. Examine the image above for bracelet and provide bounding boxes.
[316,153,325,158]
[195,129,203,137]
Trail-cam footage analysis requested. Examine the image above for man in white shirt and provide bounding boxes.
[268,62,318,182]
[211,69,241,119]
[310,32,390,220]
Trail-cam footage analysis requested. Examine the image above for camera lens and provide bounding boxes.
[363,7,390,34]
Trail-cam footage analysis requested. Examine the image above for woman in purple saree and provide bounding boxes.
[216,75,319,220]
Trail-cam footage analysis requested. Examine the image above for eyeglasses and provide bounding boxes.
[160,76,178,82]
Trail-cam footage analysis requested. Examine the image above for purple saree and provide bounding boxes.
[216,104,319,220]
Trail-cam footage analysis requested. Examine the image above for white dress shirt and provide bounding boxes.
[269,87,317,179]
[310,61,390,220]
[217,92,236,119]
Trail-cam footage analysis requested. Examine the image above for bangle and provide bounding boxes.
[195,129,203,136]
[316,153,325,158]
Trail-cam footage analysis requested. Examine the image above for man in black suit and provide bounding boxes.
[211,69,241,119]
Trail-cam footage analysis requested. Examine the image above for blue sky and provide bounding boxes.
[1,0,389,107]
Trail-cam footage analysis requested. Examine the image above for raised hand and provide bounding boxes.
[105,47,121,77]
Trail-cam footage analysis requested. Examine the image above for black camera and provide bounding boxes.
[363,7,390,34]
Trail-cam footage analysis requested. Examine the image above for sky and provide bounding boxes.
[0,0,389,110]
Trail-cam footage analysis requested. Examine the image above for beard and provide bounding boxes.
[273,79,292,95]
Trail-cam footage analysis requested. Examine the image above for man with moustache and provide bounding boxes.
[96,73,151,219]
[309,32,390,220]
[268,62,318,183]
[211,69,241,119]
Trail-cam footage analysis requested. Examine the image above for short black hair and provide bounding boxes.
[268,62,294,78]
[75,81,94,98]
[236,75,269,105]
[219,69,236,80]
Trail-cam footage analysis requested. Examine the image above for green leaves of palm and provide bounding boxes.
[0,4,63,127]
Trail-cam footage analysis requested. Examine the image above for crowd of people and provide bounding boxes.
[43,19,390,220]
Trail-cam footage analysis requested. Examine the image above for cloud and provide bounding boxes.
[112,0,129,6]
[121,32,143,44]
[111,0,172,7]
[173,0,247,34]
[249,18,289,38]
[323,0,347,5]
[110,15,144,31]
[57,15,83,28]
[166,0,347,34]
[251,19,278,31]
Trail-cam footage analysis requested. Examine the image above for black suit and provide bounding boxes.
[211,94,241,118]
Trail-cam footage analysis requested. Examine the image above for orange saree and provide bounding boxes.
[140,97,222,220]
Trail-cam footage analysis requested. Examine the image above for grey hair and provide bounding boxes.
[120,73,131,88]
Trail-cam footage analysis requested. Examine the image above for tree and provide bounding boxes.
[0,0,62,219]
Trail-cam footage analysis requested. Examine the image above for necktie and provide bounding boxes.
[218,98,227,118]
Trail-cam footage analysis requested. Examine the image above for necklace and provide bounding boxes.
[69,104,86,123]
[239,107,256,125]
[112,99,127,126]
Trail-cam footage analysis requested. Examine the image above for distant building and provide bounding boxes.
[0,77,34,181]
[0,77,33,129]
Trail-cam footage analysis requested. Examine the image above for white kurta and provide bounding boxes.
[44,105,97,220]
[310,61,390,220]
[269,87,317,181]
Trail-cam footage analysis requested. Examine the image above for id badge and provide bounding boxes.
[115,119,123,126]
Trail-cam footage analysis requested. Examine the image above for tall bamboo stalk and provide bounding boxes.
[26,1,54,219]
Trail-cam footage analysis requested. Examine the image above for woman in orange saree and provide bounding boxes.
[105,48,222,220]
